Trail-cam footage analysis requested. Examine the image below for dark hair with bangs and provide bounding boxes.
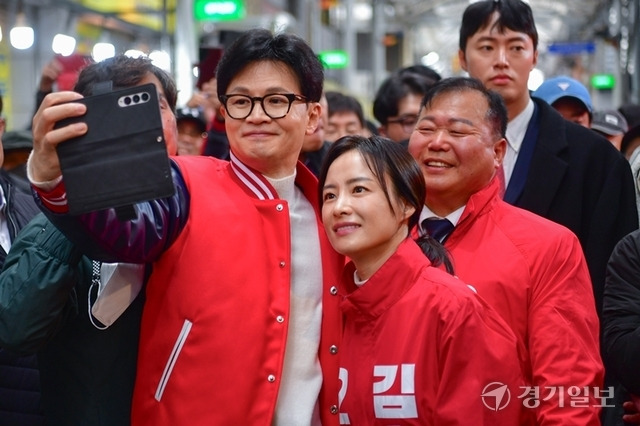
[318,134,453,273]
[373,71,437,125]
[459,0,538,52]
[216,29,324,103]
[420,77,508,141]
[74,55,177,111]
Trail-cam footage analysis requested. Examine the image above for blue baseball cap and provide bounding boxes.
[533,76,593,113]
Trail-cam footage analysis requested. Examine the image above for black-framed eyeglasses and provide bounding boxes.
[220,93,307,120]
[387,114,419,133]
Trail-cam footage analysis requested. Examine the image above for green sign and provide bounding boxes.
[591,74,615,90]
[194,0,245,21]
[318,50,349,69]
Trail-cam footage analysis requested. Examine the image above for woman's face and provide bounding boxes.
[321,150,414,278]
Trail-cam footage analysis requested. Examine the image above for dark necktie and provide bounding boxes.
[422,218,454,242]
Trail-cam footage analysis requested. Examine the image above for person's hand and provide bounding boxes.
[39,58,63,92]
[30,91,87,183]
[623,394,640,424]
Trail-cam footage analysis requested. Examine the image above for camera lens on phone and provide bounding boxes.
[141,93,150,101]
[133,95,141,103]
[124,96,132,105]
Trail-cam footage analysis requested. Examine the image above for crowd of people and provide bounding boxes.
[1,0,640,424]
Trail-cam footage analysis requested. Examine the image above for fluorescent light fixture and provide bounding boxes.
[92,42,115,62]
[421,51,440,67]
[124,49,146,58]
[353,3,372,21]
[149,50,171,71]
[528,68,545,91]
[10,13,34,50]
[52,34,76,56]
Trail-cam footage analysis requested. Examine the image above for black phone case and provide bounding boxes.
[55,84,175,215]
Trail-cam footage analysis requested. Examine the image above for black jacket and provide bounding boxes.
[0,173,43,425]
[602,229,640,394]
[515,98,639,316]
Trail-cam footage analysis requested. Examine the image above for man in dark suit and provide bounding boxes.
[458,0,638,318]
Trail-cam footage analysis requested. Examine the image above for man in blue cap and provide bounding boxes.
[533,75,593,128]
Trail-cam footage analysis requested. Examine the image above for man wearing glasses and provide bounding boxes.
[373,67,438,144]
[28,29,344,426]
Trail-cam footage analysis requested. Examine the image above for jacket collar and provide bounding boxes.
[229,152,279,200]
[339,238,429,319]
[445,177,501,245]
[229,151,320,209]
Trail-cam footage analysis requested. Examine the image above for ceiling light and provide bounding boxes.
[528,68,545,91]
[92,42,115,62]
[421,51,440,67]
[124,49,146,58]
[52,34,76,56]
[10,13,34,50]
[149,50,171,71]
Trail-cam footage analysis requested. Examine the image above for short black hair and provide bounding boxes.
[216,29,324,103]
[373,71,436,125]
[398,65,441,82]
[74,55,177,112]
[459,0,538,52]
[420,77,508,141]
[325,91,365,127]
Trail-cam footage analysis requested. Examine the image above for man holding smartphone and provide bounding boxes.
[0,55,178,425]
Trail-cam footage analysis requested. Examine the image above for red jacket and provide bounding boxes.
[338,239,526,425]
[441,178,604,425]
[130,156,344,425]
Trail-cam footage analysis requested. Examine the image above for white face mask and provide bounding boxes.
[88,262,145,329]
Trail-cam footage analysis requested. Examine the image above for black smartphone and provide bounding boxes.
[55,83,175,215]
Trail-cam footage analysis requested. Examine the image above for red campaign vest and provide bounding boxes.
[131,154,344,425]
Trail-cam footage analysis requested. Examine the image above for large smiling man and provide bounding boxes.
[409,77,603,425]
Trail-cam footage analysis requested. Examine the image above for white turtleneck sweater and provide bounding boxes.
[266,171,324,426]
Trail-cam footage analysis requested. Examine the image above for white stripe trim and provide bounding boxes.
[155,319,193,401]
[233,167,268,200]
[45,198,69,207]
[229,152,276,200]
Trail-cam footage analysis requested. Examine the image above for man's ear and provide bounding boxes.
[306,102,321,135]
[458,49,468,72]
[494,138,507,166]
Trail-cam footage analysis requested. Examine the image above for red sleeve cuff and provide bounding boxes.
[32,181,69,214]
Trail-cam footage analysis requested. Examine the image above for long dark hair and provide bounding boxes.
[318,135,453,273]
